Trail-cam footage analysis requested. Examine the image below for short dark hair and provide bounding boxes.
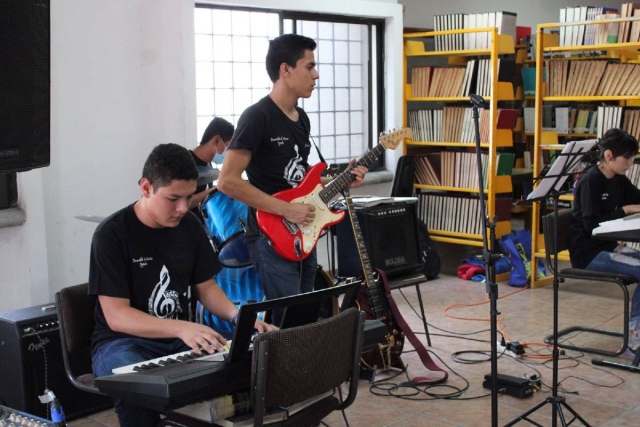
[599,128,639,160]
[141,143,198,191]
[200,117,235,145]
[265,34,317,83]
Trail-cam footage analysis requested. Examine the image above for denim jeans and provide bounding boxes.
[586,245,640,330]
[92,337,189,427]
[248,235,317,326]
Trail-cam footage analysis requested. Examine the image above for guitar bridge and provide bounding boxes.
[282,219,299,235]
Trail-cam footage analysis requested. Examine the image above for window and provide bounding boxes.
[194,5,385,170]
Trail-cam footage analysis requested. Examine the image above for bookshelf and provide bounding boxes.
[530,17,640,288]
[403,27,515,267]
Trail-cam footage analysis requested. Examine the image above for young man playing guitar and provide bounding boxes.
[217,34,368,326]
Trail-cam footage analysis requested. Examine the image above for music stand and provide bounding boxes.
[505,139,596,427]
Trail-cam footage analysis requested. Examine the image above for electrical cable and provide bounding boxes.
[392,280,630,405]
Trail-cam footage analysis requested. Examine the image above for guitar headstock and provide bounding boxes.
[378,127,413,150]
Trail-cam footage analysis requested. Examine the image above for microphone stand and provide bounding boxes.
[470,94,501,427]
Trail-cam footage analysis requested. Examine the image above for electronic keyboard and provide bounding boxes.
[112,344,232,374]
[95,319,387,411]
[593,214,640,242]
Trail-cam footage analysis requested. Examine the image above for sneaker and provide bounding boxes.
[627,330,640,356]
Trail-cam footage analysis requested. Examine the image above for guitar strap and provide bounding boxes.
[300,115,328,167]
[377,269,449,385]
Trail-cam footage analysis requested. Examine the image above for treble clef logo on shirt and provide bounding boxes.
[148,265,181,318]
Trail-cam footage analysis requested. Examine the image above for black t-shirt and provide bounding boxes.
[88,203,220,354]
[569,165,640,268]
[190,150,210,223]
[229,96,312,241]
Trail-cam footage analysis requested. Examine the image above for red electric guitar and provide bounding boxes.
[256,128,412,261]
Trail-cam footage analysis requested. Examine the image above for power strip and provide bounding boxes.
[497,340,526,358]
[497,341,519,358]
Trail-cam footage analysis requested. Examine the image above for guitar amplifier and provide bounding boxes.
[336,200,423,278]
[0,303,112,420]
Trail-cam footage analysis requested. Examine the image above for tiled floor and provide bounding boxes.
[68,243,640,427]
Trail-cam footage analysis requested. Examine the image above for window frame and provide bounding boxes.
[194,4,386,171]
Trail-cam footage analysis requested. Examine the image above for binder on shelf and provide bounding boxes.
[521,67,536,97]
[496,109,518,130]
[516,26,531,44]
[496,153,515,176]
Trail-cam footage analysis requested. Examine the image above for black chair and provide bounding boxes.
[248,307,365,426]
[542,208,637,357]
[55,283,106,395]
[56,284,184,427]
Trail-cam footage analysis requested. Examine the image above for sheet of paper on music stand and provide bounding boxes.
[526,139,597,201]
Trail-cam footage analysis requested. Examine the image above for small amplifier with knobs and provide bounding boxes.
[0,404,59,426]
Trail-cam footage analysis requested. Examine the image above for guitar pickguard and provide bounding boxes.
[289,184,342,255]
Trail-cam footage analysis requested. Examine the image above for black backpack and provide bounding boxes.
[391,156,441,280]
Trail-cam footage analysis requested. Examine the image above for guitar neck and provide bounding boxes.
[320,143,386,203]
[344,196,385,317]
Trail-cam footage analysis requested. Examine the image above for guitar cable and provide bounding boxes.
[392,287,629,400]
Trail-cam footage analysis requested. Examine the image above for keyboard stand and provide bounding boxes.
[593,350,640,373]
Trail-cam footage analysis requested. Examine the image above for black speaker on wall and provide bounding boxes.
[336,201,423,278]
[0,304,112,420]
[0,0,51,172]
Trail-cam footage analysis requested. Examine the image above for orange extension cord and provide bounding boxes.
[443,286,555,359]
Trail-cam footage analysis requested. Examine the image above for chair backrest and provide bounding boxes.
[390,155,415,198]
[542,208,573,273]
[250,307,365,420]
[55,283,103,395]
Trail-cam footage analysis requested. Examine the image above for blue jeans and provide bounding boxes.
[92,337,189,427]
[586,246,640,330]
[248,235,317,326]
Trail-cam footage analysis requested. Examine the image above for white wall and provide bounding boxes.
[3,0,618,312]
[0,0,403,311]
[399,0,622,30]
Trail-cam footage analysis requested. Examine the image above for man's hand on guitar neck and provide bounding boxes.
[345,159,368,189]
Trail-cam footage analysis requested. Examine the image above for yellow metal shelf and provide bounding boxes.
[406,141,490,148]
[404,25,517,262]
[414,175,511,194]
[524,20,640,290]
[404,31,514,56]
[544,96,640,102]
[534,249,570,261]
[429,220,511,243]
